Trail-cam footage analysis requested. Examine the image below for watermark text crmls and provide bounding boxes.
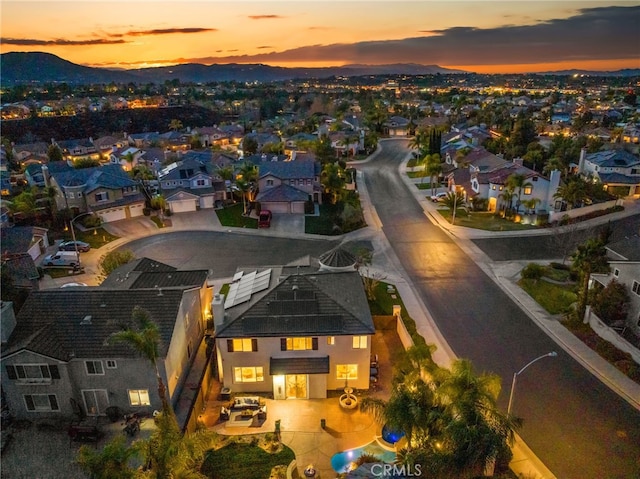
[370,464,423,477]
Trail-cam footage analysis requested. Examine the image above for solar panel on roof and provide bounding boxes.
[224,269,272,308]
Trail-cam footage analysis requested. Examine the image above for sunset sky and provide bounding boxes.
[1,1,639,73]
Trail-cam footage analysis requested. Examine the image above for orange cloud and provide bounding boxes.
[248,15,283,20]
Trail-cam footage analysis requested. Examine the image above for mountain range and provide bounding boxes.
[2,52,638,86]
[0,52,465,86]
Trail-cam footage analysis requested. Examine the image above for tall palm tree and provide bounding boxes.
[168,119,183,132]
[235,177,250,214]
[571,238,610,321]
[498,188,515,218]
[554,176,589,210]
[521,197,540,215]
[77,435,140,479]
[409,131,429,159]
[320,162,346,204]
[505,173,533,214]
[110,307,170,413]
[215,165,235,204]
[237,161,258,203]
[441,191,465,224]
[43,185,59,221]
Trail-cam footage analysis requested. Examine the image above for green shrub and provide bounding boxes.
[521,263,545,280]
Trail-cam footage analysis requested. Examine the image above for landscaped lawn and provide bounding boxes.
[407,170,428,178]
[518,278,577,315]
[201,440,294,479]
[66,228,120,248]
[437,210,538,231]
[415,183,434,190]
[215,204,258,228]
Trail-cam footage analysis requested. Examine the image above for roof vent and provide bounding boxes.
[100,303,106,308]
[157,288,163,296]
[80,315,92,325]
[292,285,299,291]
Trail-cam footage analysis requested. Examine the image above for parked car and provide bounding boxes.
[430,192,448,202]
[59,240,90,252]
[258,210,272,228]
[43,252,80,267]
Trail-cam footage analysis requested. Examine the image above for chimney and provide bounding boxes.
[212,293,225,329]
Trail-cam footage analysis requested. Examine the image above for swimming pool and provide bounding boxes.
[330,440,397,473]
[381,424,405,445]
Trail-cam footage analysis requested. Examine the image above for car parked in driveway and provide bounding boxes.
[430,192,448,202]
[258,210,272,228]
[59,240,90,252]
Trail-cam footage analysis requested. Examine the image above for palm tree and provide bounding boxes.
[168,119,183,132]
[409,131,429,159]
[505,173,533,214]
[441,191,465,224]
[571,238,610,321]
[235,177,250,214]
[425,154,443,195]
[43,185,58,222]
[554,177,589,210]
[498,188,515,218]
[77,435,140,479]
[215,165,235,204]
[521,197,540,215]
[109,307,170,413]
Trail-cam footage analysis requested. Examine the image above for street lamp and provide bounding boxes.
[69,212,92,270]
[507,351,557,416]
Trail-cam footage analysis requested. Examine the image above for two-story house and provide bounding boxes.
[577,148,640,198]
[212,264,374,399]
[54,138,100,164]
[43,163,145,222]
[0,260,213,422]
[158,155,226,212]
[255,160,322,214]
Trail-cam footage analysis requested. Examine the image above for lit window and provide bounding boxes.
[523,186,532,195]
[285,337,314,350]
[336,364,358,380]
[24,394,59,412]
[327,336,335,345]
[352,336,367,349]
[231,338,256,352]
[128,389,151,406]
[85,361,104,375]
[234,367,264,383]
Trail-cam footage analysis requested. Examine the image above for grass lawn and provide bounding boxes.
[201,441,294,479]
[437,210,538,231]
[367,280,426,347]
[305,203,338,235]
[62,228,120,249]
[518,278,577,315]
[43,267,84,279]
[407,170,428,178]
[215,204,258,228]
[542,264,573,282]
[406,157,419,168]
[415,183,434,190]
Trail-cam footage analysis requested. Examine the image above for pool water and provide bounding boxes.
[381,424,405,445]
[330,440,397,473]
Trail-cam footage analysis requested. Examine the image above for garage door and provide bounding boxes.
[170,199,197,213]
[264,202,289,214]
[129,204,144,218]
[99,208,126,223]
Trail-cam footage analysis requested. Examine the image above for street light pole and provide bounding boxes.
[69,212,91,270]
[507,351,558,416]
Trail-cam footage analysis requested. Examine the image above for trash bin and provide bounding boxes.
[220,387,231,401]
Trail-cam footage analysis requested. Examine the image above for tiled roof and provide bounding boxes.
[255,184,309,202]
[216,270,374,338]
[129,270,209,289]
[1,255,39,288]
[318,246,357,268]
[258,160,316,180]
[597,173,640,185]
[585,149,640,168]
[1,226,47,255]
[607,235,640,261]
[2,288,187,361]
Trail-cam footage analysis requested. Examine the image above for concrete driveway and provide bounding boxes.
[269,213,305,234]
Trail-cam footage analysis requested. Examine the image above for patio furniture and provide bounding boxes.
[241,409,254,418]
[231,396,263,410]
[220,387,232,401]
[220,406,230,421]
[370,354,379,368]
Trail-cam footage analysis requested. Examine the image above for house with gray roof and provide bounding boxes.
[212,264,375,399]
[578,148,640,197]
[255,159,322,213]
[43,163,145,223]
[0,264,214,423]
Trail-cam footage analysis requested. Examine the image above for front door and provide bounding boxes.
[82,389,109,416]
[285,374,307,399]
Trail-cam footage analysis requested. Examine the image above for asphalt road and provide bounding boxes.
[356,139,640,479]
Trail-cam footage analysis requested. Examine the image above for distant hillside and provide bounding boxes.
[535,68,640,77]
[1,52,465,85]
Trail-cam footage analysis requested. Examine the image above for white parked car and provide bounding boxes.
[430,192,448,202]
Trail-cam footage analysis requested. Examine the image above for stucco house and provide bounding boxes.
[255,159,322,214]
[0,260,213,421]
[589,234,640,338]
[577,148,640,198]
[212,263,374,400]
[43,163,146,223]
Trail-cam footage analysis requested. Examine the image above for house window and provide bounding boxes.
[196,179,206,186]
[499,186,503,191]
[94,191,109,202]
[492,185,496,190]
[24,394,59,412]
[613,269,620,277]
[67,192,75,199]
[532,176,538,182]
[128,389,151,406]
[282,337,318,351]
[267,179,274,186]
[85,360,104,375]
[6,364,59,382]
[632,281,640,296]
[234,366,264,383]
[327,336,335,345]
[228,338,258,352]
[106,360,117,369]
[352,336,368,349]
[523,186,532,195]
[336,364,358,380]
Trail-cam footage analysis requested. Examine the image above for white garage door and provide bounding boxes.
[170,199,197,213]
[99,208,126,223]
[129,204,144,218]
[264,202,289,214]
